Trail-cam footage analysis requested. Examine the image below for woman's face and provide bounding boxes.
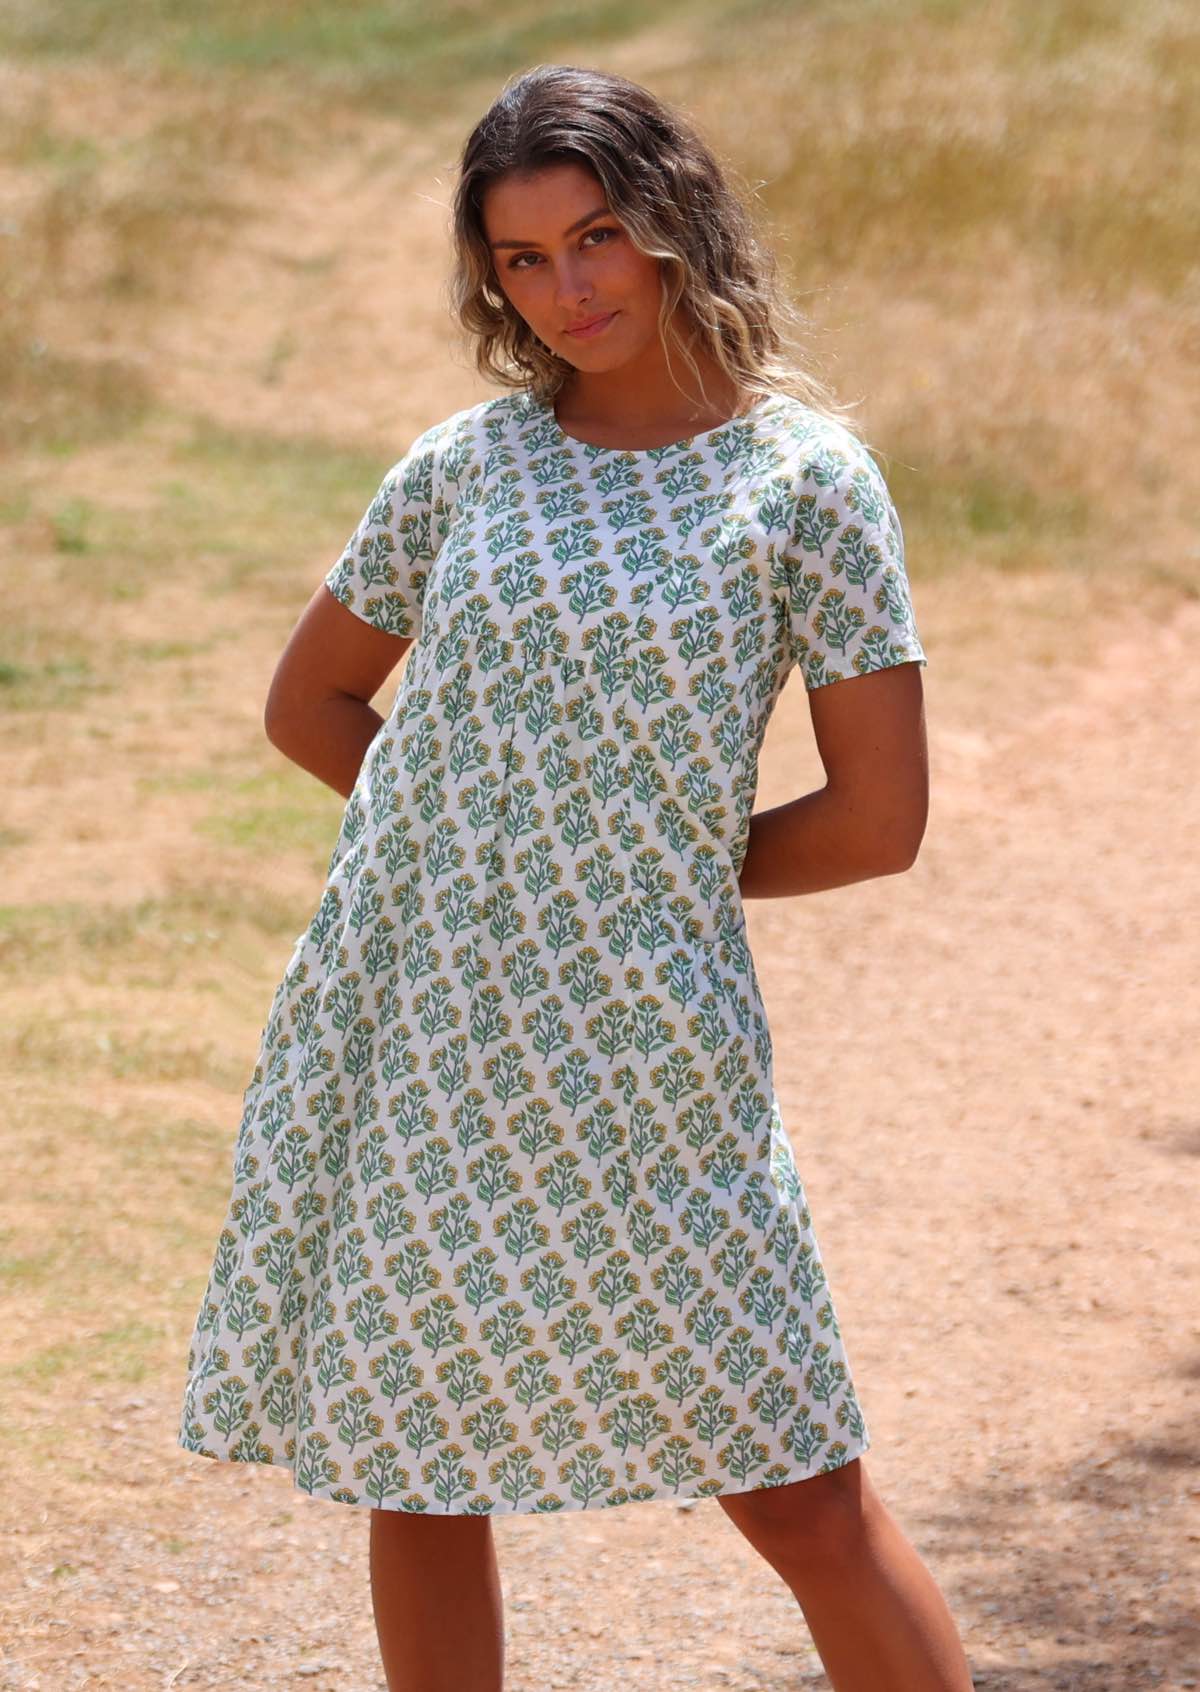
[481,160,666,377]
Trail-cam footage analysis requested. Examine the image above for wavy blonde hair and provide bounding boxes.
[446,63,863,438]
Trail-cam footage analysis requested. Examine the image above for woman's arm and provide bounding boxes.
[737,661,929,899]
[263,585,414,800]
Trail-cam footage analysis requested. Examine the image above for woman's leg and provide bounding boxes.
[717,1457,973,1692]
[369,1508,505,1692]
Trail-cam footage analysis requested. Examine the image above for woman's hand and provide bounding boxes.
[263,584,415,799]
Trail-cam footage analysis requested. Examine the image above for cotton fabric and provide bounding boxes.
[177,386,926,1515]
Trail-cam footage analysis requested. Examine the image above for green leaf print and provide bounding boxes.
[562,1443,613,1507]
[481,1301,533,1364]
[690,1384,736,1446]
[575,1348,630,1413]
[531,1400,584,1460]
[549,1301,599,1364]
[438,1350,490,1413]
[656,1433,705,1492]
[409,1137,459,1203]
[315,1328,357,1392]
[742,1267,788,1333]
[787,1405,831,1468]
[509,1349,558,1412]
[179,390,894,1514]
[522,1253,574,1318]
[720,1424,770,1485]
[387,1241,438,1306]
[686,1290,734,1353]
[413,1294,467,1357]
[805,1342,849,1408]
[427,1445,477,1508]
[367,1341,421,1407]
[243,1327,280,1387]
[252,1228,297,1292]
[396,1393,445,1456]
[618,1300,672,1361]
[367,1184,414,1252]
[353,1441,410,1506]
[606,1393,667,1455]
[750,1368,800,1432]
[494,1201,548,1266]
[490,1441,541,1509]
[719,1327,770,1391]
[262,1370,298,1432]
[654,1247,704,1310]
[349,1285,400,1350]
[450,1252,504,1312]
[713,1230,754,1292]
[537,1151,590,1216]
[207,1380,248,1434]
[831,523,884,592]
[564,1204,616,1266]
[656,1347,705,1411]
[467,1396,518,1457]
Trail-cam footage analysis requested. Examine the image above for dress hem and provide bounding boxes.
[176,1429,871,1518]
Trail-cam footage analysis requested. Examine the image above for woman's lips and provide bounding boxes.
[565,312,616,338]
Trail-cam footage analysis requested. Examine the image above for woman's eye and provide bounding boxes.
[508,227,618,271]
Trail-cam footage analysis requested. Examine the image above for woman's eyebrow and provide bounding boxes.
[488,206,611,250]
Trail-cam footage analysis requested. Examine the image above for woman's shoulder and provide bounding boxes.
[756,392,898,499]
[755,390,862,454]
[389,391,543,485]
[418,390,540,448]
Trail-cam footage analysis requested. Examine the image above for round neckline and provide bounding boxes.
[536,390,776,455]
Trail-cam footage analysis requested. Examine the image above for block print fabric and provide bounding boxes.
[178,387,927,1515]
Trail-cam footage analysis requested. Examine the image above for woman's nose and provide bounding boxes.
[553,258,592,309]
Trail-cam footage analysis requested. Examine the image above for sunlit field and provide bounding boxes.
[2,3,1197,1686]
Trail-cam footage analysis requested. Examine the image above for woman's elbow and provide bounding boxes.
[877,817,928,875]
[263,682,305,750]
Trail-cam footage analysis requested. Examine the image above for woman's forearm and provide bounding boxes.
[737,783,919,899]
[265,694,384,801]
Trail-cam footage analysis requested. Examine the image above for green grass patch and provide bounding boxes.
[196,765,344,863]
[120,636,222,663]
[880,449,1095,579]
[761,34,1198,301]
[1001,0,1127,62]
[9,417,389,617]
[6,1319,166,1388]
[4,1012,249,1089]
[0,886,308,982]
[0,653,105,712]
[169,414,407,600]
[0,337,155,455]
[0,0,700,100]
[50,495,95,553]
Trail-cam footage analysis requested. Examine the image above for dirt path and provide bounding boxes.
[5,584,1196,1692]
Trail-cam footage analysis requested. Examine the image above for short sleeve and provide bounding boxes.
[777,426,927,690]
[323,428,441,641]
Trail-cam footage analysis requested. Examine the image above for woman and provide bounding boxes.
[179,62,970,1692]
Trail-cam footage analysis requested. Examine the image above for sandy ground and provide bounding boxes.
[4,583,1197,1691]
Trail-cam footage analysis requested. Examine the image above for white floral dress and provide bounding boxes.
[177,386,927,1515]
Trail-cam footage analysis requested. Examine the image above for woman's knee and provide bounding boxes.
[716,1457,877,1573]
[369,1506,496,1559]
